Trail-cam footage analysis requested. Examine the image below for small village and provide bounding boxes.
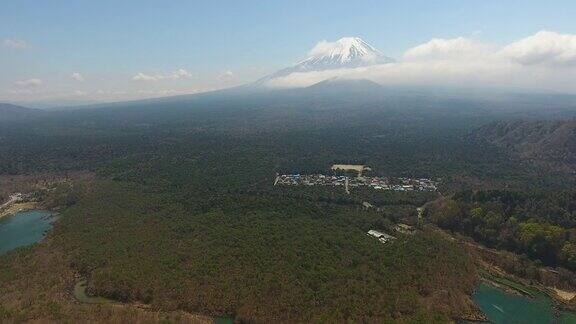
[367,223,417,244]
[274,173,439,192]
[274,165,429,245]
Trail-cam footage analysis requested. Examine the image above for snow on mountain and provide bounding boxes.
[299,37,391,68]
[255,37,394,86]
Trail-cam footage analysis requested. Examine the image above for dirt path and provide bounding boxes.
[553,288,576,302]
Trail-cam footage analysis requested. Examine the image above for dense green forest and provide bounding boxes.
[0,117,555,192]
[0,115,489,322]
[428,190,576,271]
[34,181,475,322]
[2,89,576,322]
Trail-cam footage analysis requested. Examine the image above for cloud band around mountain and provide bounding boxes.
[266,30,576,92]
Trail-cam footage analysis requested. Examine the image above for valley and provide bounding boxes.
[2,23,576,323]
[1,89,575,322]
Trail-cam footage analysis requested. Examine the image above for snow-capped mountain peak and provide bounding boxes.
[304,37,383,64]
[254,36,393,86]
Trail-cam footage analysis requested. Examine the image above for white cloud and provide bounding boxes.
[133,69,192,81]
[266,31,576,93]
[172,69,192,79]
[266,68,352,88]
[308,40,340,57]
[96,89,128,95]
[3,38,28,49]
[137,89,179,96]
[14,78,43,88]
[500,30,576,67]
[71,72,85,82]
[218,70,235,82]
[403,37,491,61]
[133,72,163,81]
[6,31,576,103]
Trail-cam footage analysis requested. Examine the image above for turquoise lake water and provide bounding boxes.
[473,283,576,324]
[0,210,55,255]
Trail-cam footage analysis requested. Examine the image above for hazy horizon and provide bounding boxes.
[3,3,576,323]
[2,0,576,107]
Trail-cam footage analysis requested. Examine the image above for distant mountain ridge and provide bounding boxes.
[474,119,576,171]
[305,78,383,91]
[0,103,44,121]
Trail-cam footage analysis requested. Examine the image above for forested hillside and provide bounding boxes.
[0,103,44,121]
[2,88,576,322]
[428,190,576,271]
[474,119,576,172]
[28,181,475,322]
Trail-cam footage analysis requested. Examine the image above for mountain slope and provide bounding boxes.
[0,103,44,121]
[474,119,576,171]
[305,78,383,92]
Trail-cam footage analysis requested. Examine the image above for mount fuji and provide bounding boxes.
[53,37,396,111]
[255,37,393,86]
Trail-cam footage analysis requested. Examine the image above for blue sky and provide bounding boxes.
[2,0,576,105]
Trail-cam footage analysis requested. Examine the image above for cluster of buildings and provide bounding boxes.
[274,174,439,192]
[367,224,416,245]
[367,230,396,244]
[367,224,416,244]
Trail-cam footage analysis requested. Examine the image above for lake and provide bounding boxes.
[473,283,576,324]
[0,210,55,255]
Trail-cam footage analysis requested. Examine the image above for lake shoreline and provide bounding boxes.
[0,209,57,256]
[480,262,576,312]
[433,226,576,321]
[475,269,576,323]
[0,201,40,220]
